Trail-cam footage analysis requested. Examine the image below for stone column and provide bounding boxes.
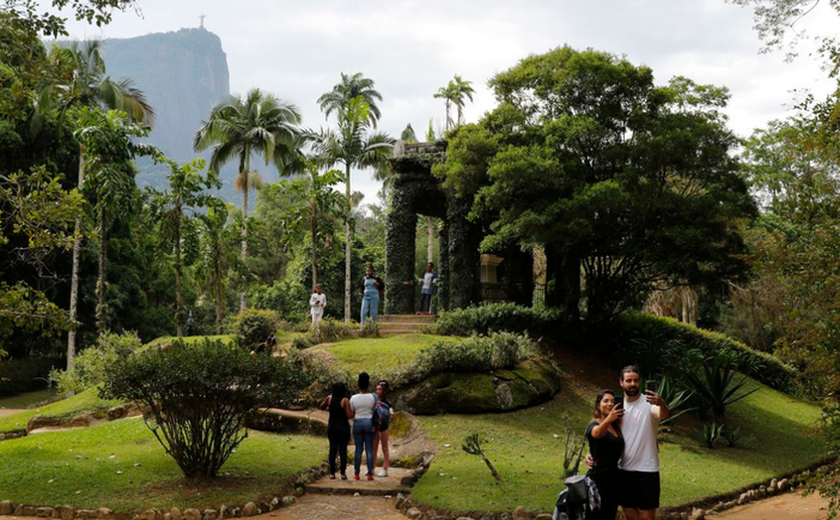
[385,189,417,315]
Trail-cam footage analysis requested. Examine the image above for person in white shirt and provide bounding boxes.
[587,365,669,520]
[309,284,326,330]
[417,262,437,314]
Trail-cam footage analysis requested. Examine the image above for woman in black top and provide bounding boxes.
[321,381,352,479]
[585,389,625,520]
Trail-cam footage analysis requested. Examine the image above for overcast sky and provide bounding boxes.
[56,0,838,207]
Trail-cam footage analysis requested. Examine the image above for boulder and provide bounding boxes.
[241,503,258,517]
[24,506,38,516]
[779,478,789,491]
[281,496,296,507]
[690,507,705,520]
[203,510,218,520]
[96,508,113,519]
[58,505,75,520]
[406,508,423,520]
[14,504,24,516]
[397,358,561,414]
[218,506,229,519]
[37,507,55,518]
[169,508,181,520]
[182,509,201,520]
[0,501,14,516]
[75,510,97,519]
[513,506,529,520]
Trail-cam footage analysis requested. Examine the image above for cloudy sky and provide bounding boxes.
[57,0,838,206]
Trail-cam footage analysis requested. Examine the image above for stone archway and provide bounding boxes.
[385,142,482,314]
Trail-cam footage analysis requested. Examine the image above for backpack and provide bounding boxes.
[372,399,391,431]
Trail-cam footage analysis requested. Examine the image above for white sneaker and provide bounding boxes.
[377,469,388,478]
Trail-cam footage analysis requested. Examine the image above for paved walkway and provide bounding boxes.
[716,490,830,520]
[250,495,403,520]
[306,467,414,496]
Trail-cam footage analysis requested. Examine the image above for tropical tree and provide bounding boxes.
[194,88,302,312]
[317,72,383,128]
[34,39,154,367]
[148,158,222,337]
[312,96,394,320]
[71,107,154,335]
[434,82,456,132]
[450,75,475,126]
[196,204,233,335]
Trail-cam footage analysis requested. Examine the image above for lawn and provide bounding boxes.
[0,418,324,512]
[411,373,826,515]
[0,388,59,409]
[0,388,122,433]
[310,333,451,373]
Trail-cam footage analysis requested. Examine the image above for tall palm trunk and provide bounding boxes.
[67,147,84,369]
[239,155,250,313]
[427,217,434,263]
[96,207,107,335]
[457,103,464,126]
[445,100,453,131]
[311,197,319,287]
[174,209,183,337]
[344,162,352,322]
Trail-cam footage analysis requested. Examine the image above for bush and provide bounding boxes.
[101,339,309,478]
[432,303,563,336]
[0,356,62,396]
[614,313,798,392]
[396,332,538,388]
[291,318,356,349]
[50,332,142,394]
[230,309,280,349]
[681,350,759,419]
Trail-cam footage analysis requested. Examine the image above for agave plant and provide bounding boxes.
[682,350,759,419]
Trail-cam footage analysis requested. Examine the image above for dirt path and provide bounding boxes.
[251,494,403,520]
[0,409,24,418]
[715,491,830,520]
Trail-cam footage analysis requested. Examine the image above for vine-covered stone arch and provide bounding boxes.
[385,142,482,314]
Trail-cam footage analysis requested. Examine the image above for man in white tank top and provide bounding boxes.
[618,365,669,520]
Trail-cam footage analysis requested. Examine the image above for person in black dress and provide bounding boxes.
[321,381,353,479]
[585,389,625,520]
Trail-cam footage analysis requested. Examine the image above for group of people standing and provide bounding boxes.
[583,365,670,520]
[309,262,439,331]
[321,372,393,480]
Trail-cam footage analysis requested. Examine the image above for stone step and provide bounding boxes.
[305,467,415,496]
[377,314,437,323]
[378,328,428,336]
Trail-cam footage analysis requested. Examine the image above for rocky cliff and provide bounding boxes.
[102,27,230,164]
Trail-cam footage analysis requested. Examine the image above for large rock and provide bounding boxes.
[182,509,201,520]
[241,503,258,517]
[513,506,529,520]
[397,358,561,415]
[0,501,14,516]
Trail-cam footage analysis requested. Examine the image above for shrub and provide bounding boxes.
[433,302,563,336]
[50,331,142,394]
[614,313,798,392]
[395,332,538,388]
[681,350,759,419]
[723,424,742,447]
[286,348,353,407]
[701,421,723,448]
[230,309,280,349]
[101,339,309,478]
[0,356,62,396]
[291,318,356,349]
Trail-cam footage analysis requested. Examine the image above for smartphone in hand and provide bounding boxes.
[645,380,657,393]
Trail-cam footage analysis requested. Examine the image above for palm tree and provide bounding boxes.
[194,88,302,312]
[317,72,383,128]
[434,75,475,131]
[450,75,475,126]
[312,96,394,321]
[34,40,154,369]
[433,82,456,132]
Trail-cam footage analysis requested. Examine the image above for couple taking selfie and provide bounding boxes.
[584,365,670,520]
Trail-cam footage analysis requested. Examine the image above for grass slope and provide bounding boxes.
[0,388,122,433]
[144,335,236,348]
[411,373,824,514]
[0,418,324,512]
[0,388,59,409]
[310,333,450,373]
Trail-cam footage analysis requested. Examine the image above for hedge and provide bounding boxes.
[614,313,798,393]
[432,302,563,336]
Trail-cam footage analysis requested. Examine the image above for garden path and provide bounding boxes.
[715,490,829,520]
[249,494,403,520]
[0,409,24,418]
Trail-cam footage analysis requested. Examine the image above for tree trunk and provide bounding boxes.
[311,197,319,287]
[174,209,182,337]
[239,159,250,313]
[457,103,464,126]
[427,217,434,263]
[344,162,352,322]
[67,146,84,370]
[96,208,107,335]
[214,245,223,335]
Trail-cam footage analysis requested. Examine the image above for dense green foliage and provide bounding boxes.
[230,308,281,350]
[615,313,797,392]
[102,339,308,477]
[0,356,63,396]
[51,331,142,394]
[433,302,563,336]
[435,47,755,322]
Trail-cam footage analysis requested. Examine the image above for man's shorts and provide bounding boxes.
[618,470,660,510]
